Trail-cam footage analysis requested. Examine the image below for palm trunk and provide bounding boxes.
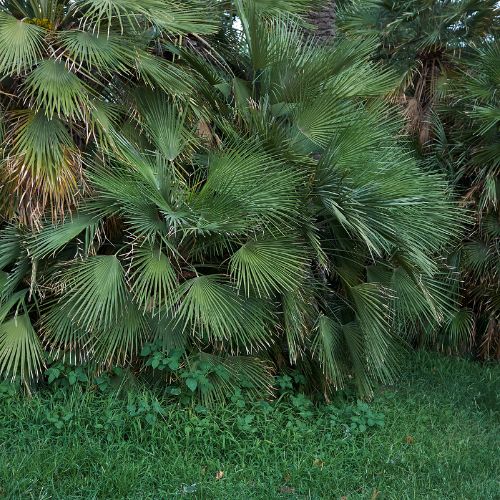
[307,0,336,43]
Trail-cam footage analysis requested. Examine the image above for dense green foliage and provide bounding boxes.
[341,0,499,358]
[0,1,464,398]
[0,352,498,498]
[0,0,217,222]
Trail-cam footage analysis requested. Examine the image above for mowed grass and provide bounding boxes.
[0,352,498,500]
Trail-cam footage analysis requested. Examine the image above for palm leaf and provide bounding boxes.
[149,309,187,351]
[137,94,192,161]
[175,275,273,353]
[129,245,178,314]
[135,52,194,96]
[0,314,44,381]
[241,0,313,16]
[229,236,308,296]
[342,321,373,397]
[76,0,217,35]
[311,314,347,390]
[59,255,128,331]
[282,285,317,364]
[187,352,274,406]
[441,308,474,352]
[26,213,100,260]
[92,304,148,366]
[23,59,91,119]
[192,142,303,234]
[0,12,45,75]
[0,226,22,270]
[39,300,89,364]
[6,109,80,211]
[350,282,400,383]
[58,29,135,74]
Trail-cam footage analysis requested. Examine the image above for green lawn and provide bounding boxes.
[0,352,498,499]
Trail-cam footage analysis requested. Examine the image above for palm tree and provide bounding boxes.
[341,0,499,146]
[0,3,460,398]
[433,45,500,358]
[307,0,336,42]
[341,0,499,358]
[0,0,216,225]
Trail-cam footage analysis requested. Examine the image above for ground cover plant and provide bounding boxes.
[0,351,498,498]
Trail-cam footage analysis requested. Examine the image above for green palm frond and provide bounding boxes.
[463,240,493,275]
[0,314,44,381]
[229,237,308,297]
[26,213,100,260]
[58,29,135,74]
[441,308,474,352]
[88,99,123,150]
[342,321,373,397]
[325,61,398,99]
[23,59,91,119]
[175,275,273,353]
[5,109,81,215]
[294,94,358,148]
[58,255,128,331]
[0,254,30,300]
[0,12,46,75]
[76,0,218,34]
[137,94,192,161]
[350,282,400,383]
[134,52,194,96]
[149,310,187,351]
[283,287,316,364]
[242,0,314,16]
[311,314,347,390]
[186,352,274,406]
[93,304,148,366]
[75,0,160,33]
[0,288,28,324]
[0,226,22,270]
[317,111,460,262]
[192,143,303,234]
[147,1,219,34]
[40,301,89,364]
[129,245,178,314]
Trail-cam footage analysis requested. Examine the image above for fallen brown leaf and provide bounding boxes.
[280,486,295,494]
[215,470,224,480]
[313,458,325,469]
[405,435,415,444]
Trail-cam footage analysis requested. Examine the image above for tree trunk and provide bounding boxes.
[307,0,336,43]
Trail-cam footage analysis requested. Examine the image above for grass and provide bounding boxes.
[0,351,498,499]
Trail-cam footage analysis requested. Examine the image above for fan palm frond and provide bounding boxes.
[92,303,148,366]
[23,59,91,119]
[311,314,347,390]
[0,12,46,75]
[5,109,81,218]
[175,275,273,353]
[129,244,178,314]
[26,213,100,260]
[58,29,135,74]
[0,314,44,381]
[58,255,128,331]
[229,236,308,297]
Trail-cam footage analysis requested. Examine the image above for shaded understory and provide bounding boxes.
[0,352,498,499]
